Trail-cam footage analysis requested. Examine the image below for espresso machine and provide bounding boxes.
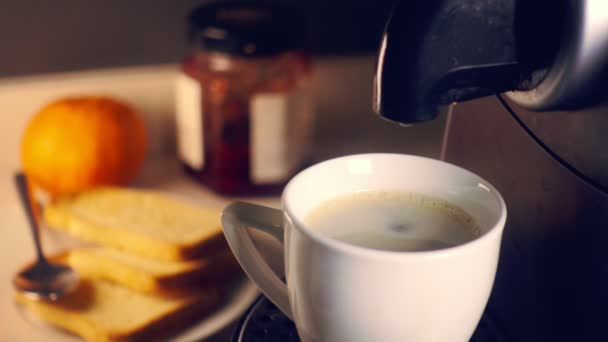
[233,0,608,340]
[375,0,608,340]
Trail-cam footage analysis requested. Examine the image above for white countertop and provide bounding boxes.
[0,65,282,341]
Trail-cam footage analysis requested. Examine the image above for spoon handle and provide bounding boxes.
[14,173,47,263]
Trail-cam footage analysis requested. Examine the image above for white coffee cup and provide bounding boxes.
[222,153,506,342]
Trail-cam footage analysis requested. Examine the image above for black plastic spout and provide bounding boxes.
[373,0,563,124]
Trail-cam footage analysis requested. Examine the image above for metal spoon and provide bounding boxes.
[13,173,79,300]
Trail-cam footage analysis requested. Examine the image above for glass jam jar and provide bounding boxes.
[175,2,313,196]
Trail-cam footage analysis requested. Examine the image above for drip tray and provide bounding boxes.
[232,295,299,342]
[233,295,507,341]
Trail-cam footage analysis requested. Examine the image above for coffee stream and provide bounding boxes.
[304,190,480,252]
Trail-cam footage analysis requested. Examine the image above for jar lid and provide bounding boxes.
[188,2,306,57]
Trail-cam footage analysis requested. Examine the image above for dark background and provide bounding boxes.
[0,0,395,78]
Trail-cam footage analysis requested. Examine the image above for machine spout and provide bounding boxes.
[373,0,562,124]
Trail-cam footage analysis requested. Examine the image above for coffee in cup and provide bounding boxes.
[304,190,480,252]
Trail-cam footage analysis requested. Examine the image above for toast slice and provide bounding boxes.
[15,278,219,342]
[66,247,241,295]
[44,187,225,261]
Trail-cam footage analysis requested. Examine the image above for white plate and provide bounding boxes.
[172,278,259,342]
[13,277,259,342]
[0,163,281,341]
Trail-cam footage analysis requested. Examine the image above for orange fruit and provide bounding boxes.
[21,96,147,196]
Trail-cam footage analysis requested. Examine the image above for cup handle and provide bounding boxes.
[221,202,293,319]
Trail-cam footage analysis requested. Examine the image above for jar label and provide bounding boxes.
[175,73,204,170]
[250,88,313,184]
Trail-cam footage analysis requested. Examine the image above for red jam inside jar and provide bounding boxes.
[176,3,313,195]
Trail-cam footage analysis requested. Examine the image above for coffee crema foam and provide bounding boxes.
[304,190,481,252]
